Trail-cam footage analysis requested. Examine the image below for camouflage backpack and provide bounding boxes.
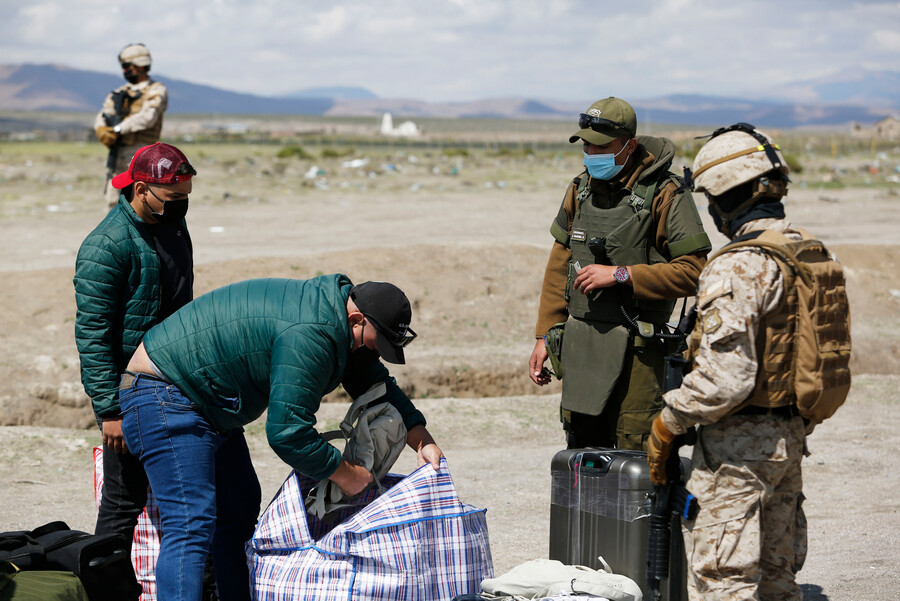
[708,228,852,424]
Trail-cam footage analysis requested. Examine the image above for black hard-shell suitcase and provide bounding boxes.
[549,448,689,601]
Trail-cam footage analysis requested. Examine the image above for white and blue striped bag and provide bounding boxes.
[247,459,493,601]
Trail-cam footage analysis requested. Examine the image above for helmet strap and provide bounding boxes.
[709,174,788,236]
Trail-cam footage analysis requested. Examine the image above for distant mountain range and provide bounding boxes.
[1,63,897,128]
[283,86,377,100]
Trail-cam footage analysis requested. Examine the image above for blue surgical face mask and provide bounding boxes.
[583,143,631,180]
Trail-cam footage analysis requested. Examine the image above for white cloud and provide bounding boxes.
[872,29,900,52]
[301,6,350,42]
[0,0,897,102]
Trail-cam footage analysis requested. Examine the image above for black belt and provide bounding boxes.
[120,370,171,391]
[734,404,799,418]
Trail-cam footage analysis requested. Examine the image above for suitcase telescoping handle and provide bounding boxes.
[569,451,615,474]
[568,449,645,475]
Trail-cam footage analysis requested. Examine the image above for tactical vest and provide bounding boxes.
[688,228,851,424]
[119,81,164,146]
[565,173,677,325]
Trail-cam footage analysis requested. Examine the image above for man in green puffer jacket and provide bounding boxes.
[118,275,443,601]
[74,142,197,565]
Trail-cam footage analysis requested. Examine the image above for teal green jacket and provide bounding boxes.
[74,195,191,419]
[143,275,426,480]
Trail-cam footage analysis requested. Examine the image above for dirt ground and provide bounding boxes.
[0,140,898,599]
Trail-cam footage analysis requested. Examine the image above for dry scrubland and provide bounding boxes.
[0,118,899,599]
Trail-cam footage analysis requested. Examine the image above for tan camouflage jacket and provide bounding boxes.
[93,79,168,139]
[661,218,803,435]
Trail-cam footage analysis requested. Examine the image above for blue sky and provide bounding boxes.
[2,0,898,102]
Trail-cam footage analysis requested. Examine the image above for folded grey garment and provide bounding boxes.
[305,382,408,519]
[479,558,642,601]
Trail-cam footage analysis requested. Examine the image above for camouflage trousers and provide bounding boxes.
[682,413,807,601]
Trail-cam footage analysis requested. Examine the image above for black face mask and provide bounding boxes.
[150,198,189,223]
[707,177,787,237]
[145,185,189,223]
[123,69,140,84]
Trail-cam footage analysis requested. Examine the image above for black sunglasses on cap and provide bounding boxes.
[364,313,417,348]
[578,113,629,133]
[120,62,135,69]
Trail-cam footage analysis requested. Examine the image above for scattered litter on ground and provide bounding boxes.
[342,158,369,169]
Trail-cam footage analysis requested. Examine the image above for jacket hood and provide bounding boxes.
[636,135,676,183]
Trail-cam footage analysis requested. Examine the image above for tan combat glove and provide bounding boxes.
[647,416,676,486]
[95,126,119,148]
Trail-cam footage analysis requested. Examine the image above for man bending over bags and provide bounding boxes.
[118,276,443,601]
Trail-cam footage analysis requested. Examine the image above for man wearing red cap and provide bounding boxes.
[74,143,198,569]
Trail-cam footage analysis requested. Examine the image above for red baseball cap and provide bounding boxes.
[110,143,195,189]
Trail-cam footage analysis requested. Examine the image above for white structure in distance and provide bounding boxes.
[379,112,420,137]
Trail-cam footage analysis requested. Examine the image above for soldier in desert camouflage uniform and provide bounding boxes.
[94,44,168,209]
[648,124,814,600]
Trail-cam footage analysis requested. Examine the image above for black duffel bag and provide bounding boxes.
[0,522,141,601]
[0,532,44,570]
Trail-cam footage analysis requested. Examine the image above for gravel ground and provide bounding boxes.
[2,375,897,600]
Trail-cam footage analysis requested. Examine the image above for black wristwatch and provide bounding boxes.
[614,266,630,284]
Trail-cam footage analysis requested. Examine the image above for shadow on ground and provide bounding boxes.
[802,583,829,600]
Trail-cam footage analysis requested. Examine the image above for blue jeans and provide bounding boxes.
[120,374,261,601]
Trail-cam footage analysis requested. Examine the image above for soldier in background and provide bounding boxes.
[94,44,168,209]
[528,97,711,451]
[648,123,851,599]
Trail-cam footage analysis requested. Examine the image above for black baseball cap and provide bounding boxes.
[350,281,417,364]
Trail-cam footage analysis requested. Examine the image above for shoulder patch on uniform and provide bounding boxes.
[697,277,732,309]
[700,308,723,334]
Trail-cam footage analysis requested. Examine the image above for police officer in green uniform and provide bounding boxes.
[529,97,712,450]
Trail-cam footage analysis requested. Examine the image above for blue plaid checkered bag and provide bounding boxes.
[247,458,493,601]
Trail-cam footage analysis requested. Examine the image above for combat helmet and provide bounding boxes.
[119,43,152,68]
[690,123,789,235]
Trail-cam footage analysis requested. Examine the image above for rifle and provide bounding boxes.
[102,89,137,178]
[646,429,698,601]
[646,301,699,601]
